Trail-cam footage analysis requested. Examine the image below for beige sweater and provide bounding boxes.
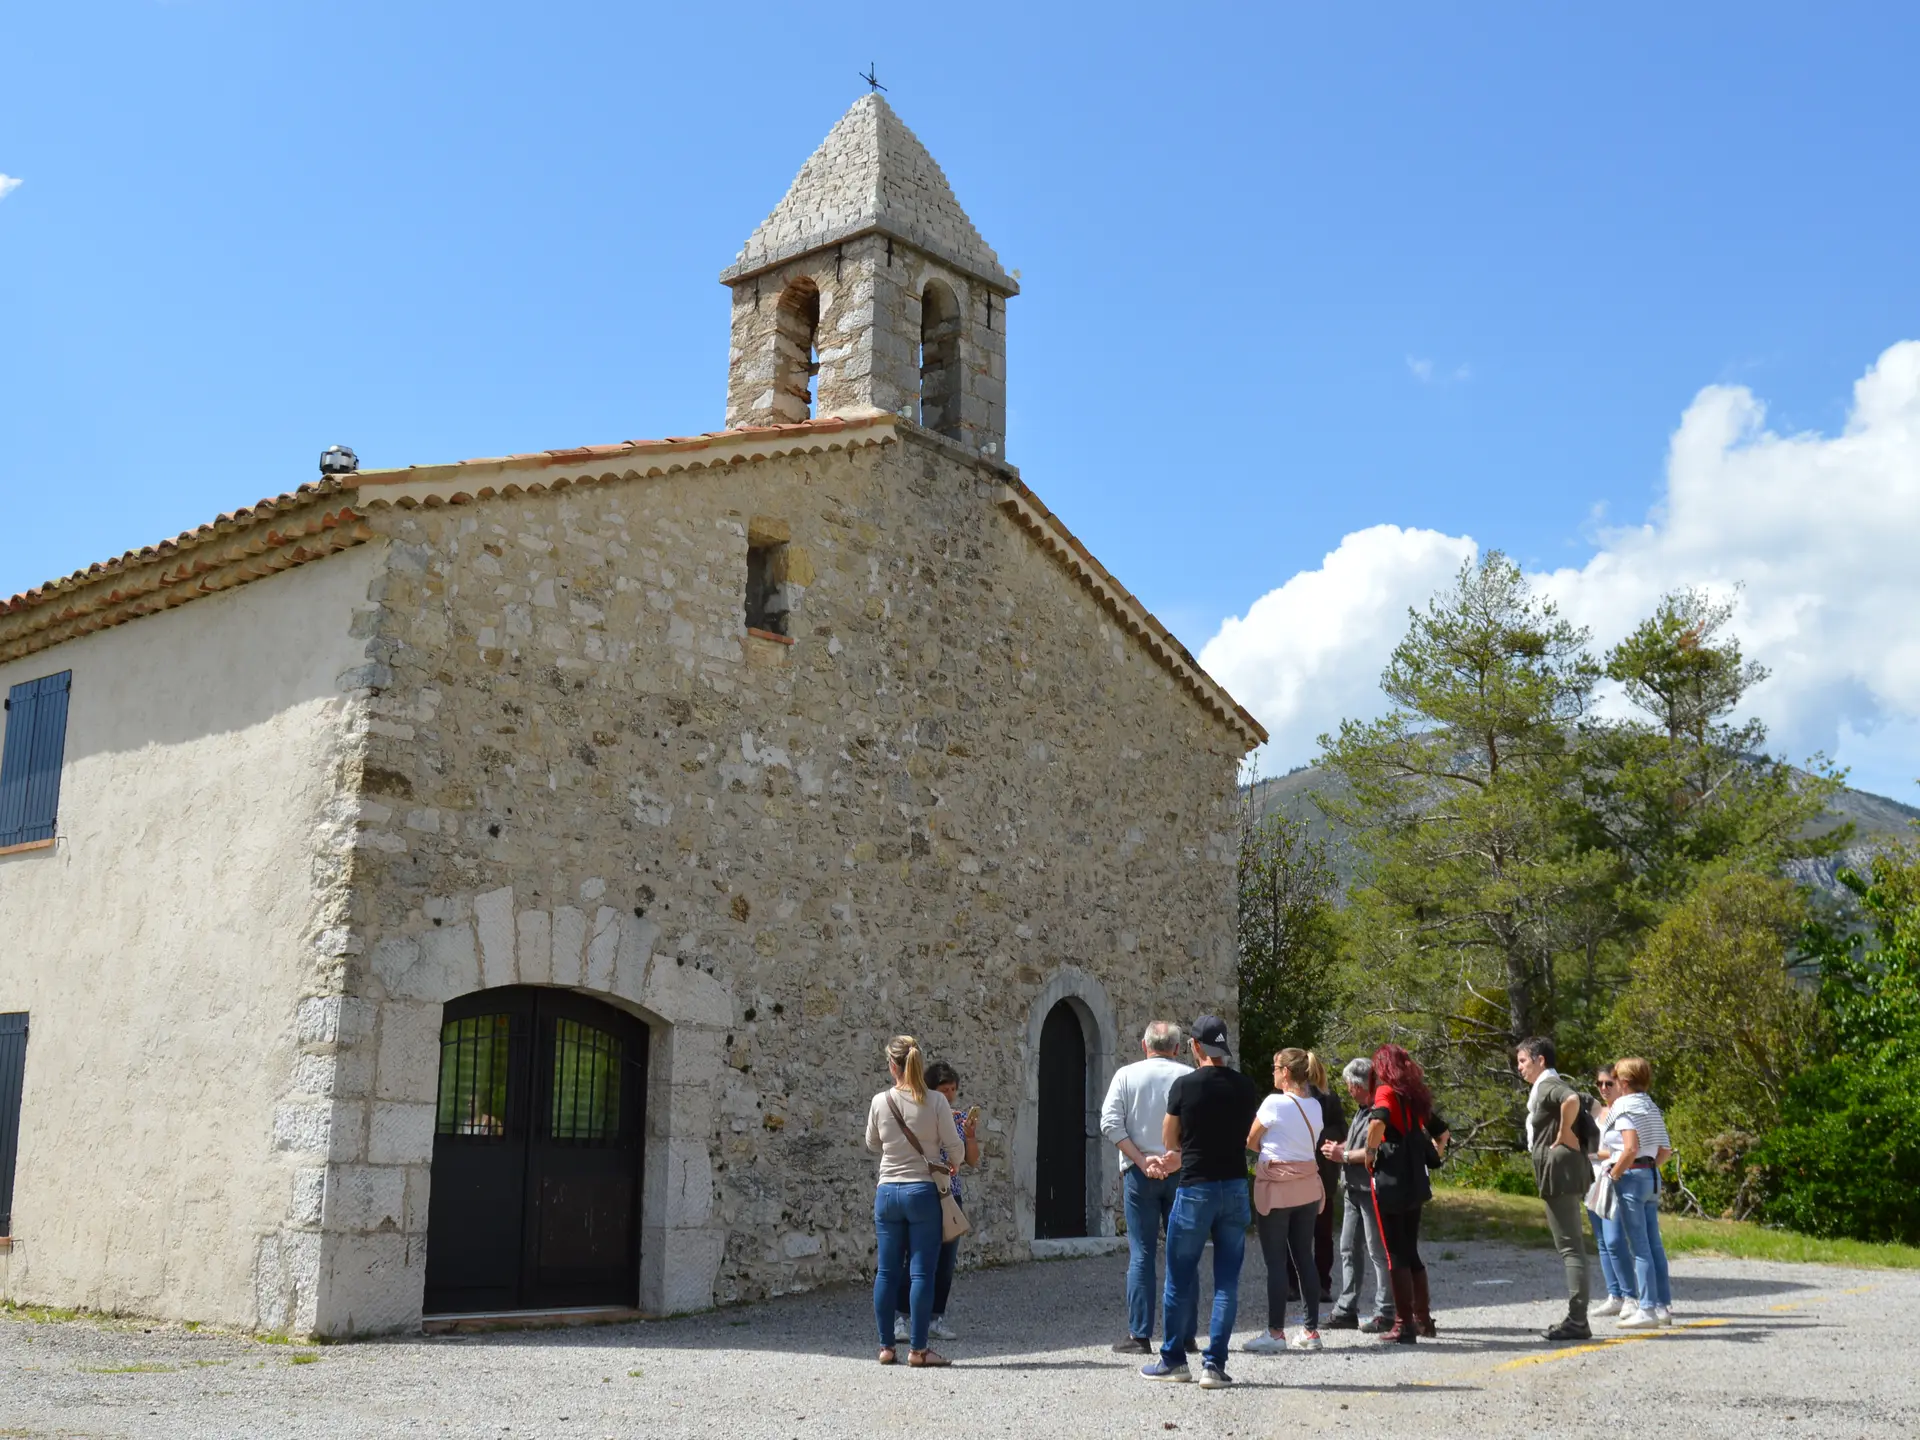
[866,1088,964,1187]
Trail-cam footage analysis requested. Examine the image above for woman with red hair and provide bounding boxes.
[1363,1044,1449,1343]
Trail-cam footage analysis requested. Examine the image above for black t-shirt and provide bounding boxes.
[1166,1064,1262,1186]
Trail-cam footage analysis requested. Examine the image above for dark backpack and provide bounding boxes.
[1571,1096,1601,1150]
[1369,1109,1434,1212]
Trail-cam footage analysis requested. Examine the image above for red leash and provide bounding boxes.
[1368,1165,1393,1273]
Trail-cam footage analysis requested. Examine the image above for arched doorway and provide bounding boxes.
[423,987,649,1314]
[1035,1000,1089,1238]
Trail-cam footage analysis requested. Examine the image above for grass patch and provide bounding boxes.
[0,1300,88,1325]
[79,1363,177,1374]
[288,1352,320,1365]
[1428,1184,1920,1269]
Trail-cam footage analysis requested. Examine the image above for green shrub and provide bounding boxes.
[1753,1046,1920,1244]
[1449,1149,1537,1196]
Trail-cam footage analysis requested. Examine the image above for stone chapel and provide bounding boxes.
[0,95,1264,1336]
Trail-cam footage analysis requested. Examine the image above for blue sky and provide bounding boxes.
[6,3,1920,795]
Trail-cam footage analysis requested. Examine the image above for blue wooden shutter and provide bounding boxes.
[0,671,73,848]
[0,1012,26,1236]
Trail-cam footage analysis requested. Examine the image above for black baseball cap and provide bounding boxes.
[1191,1015,1231,1057]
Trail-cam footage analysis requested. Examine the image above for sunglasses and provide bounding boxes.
[1597,1079,1617,1089]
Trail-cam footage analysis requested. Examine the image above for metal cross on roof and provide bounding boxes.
[860,63,887,94]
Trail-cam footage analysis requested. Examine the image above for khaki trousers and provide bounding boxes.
[1541,1191,1590,1320]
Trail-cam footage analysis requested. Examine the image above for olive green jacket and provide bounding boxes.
[1528,1074,1595,1199]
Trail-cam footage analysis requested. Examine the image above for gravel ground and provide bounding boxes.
[4,1234,1917,1439]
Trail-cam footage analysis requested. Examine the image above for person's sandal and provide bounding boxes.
[878,1347,897,1365]
[908,1348,951,1367]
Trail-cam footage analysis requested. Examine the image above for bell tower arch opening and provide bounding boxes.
[918,279,963,439]
[771,278,821,423]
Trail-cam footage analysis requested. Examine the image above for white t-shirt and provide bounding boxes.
[1254,1091,1323,1164]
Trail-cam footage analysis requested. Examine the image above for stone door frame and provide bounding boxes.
[266,894,733,1336]
[1014,967,1118,1255]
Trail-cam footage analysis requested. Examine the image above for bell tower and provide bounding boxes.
[720,94,1018,458]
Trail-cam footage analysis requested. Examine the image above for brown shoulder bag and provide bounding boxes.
[887,1096,972,1242]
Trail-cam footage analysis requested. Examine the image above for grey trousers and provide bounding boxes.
[1333,1191,1392,1320]
[1541,1191,1590,1320]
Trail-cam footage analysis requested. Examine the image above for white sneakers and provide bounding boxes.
[1241,1329,1325,1354]
[1610,1301,1673,1329]
[1595,1296,1625,1316]
[896,1313,958,1341]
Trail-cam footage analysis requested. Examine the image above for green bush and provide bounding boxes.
[1450,1149,1537,1196]
[1753,1047,1920,1245]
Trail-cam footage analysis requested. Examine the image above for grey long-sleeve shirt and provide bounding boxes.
[1098,1056,1190,1171]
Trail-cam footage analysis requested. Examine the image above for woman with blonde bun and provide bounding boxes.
[1600,1057,1674,1329]
[866,1035,963,1366]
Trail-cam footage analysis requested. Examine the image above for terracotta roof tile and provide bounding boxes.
[1,479,352,615]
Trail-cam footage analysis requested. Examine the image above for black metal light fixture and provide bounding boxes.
[319,445,359,477]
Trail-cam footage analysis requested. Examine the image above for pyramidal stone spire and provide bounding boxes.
[721,94,1015,294]
[721,95,1014,457]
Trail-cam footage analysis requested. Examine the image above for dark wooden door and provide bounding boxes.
[423,987,648,1314]
[1035,1000,1088,1239]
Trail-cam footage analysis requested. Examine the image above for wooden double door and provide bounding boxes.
[423,987,649,1315]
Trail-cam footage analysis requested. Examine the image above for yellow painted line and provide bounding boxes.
[1769,1303,1802,1312]
[1840,1285,1876,1295]
[1491,1318,1729,1373]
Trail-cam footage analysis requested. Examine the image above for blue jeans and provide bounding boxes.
[1589,1205,1629,1299]
[1123,1165,1179,1340]
[874,1182,942,1350]
[894,1234,959,1319]
[1159,1178,1250,1374]
[1606,1167,1671,1309]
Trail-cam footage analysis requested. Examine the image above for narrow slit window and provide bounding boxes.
[746,542,790,637]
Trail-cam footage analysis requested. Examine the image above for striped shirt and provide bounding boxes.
[1600,1091,1671,1164]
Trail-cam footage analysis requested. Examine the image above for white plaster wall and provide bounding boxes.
[0,545,380,1327]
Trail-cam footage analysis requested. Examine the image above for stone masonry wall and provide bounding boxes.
[312,427,1241,1329]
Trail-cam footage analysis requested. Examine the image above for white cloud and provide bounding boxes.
[1406,354,1472,386]
[1199,525,1476,765]
[1205,341,1920,799]
[0,175,21,201]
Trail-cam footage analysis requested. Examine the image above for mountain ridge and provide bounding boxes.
[1245,764,1920,899]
